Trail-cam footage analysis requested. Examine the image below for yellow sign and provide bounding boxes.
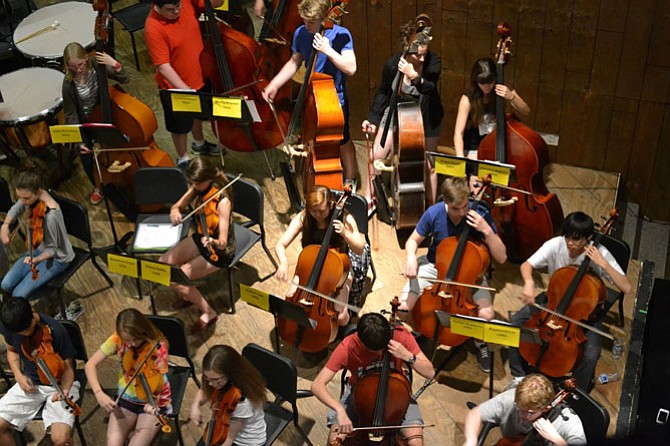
[49,125,82,143]
[240,284,270,312]
[479,163,511,186]
[215,0,229,11]
[435,157,466,177]
[451,316,485,340]
[171,93,202,113]
[107,253,138,278]
[212,97,242,119]
[140,260,171,287]
[484,324,521,347]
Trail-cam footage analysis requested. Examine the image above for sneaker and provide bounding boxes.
[476,343,491,373]
[344,179,357,194]
[89,188,103,205]
[176,157,190,170]
[55,300,85,321]
[505,376,524,391]
[191,140,220,155]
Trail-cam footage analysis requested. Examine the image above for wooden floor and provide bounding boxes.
[0,2,641,444]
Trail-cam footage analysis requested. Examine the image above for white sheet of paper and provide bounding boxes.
[133,222,182,251]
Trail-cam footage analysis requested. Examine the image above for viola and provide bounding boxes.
[477,23,564,263]
[519,210,618,377]
[26,199,46,281]
[195,186,222,263]
[21,323,65,385]
[31,350,82,416]
[277,185,352,352]
[203,383,242,446]
[411,178,492,347]
[137,372,172,433]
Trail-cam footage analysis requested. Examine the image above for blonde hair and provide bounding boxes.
[298,0,330,20]
[515,374,554,410]
[63,42,90,81]
[115,309,166,346]
[441,177,469,205]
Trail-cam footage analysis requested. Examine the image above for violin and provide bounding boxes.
[411,177,492,347]
[477,23,564,263]
[26,199,46,281]
[496,379,576,446]
[31,350,82,416]
[277,185,352,352]
[519,210,619,378]
[137,372,172,433]
[196,186,222,263]
[202,383,242,446]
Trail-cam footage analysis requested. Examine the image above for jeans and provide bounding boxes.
[1,249,70,300]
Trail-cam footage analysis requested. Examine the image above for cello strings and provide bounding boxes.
[530,303,614,340]
[407,274,498,292]
[283,280,362,314]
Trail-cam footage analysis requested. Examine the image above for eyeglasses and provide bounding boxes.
[67,60,87,70]
[205,375,226,385]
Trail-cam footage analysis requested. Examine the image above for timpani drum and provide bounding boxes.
[13,2,97,68]
[0,67,64,150]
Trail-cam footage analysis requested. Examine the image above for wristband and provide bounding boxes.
[114,61,121,71]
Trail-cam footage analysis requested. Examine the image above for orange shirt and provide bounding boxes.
[144,0,205,90]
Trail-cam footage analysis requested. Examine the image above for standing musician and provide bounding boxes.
[462,374,586,446]
[507,211,632,391]
[190,345,267,446]
[311,312,434,446]
[275,185,367,324]
[0,163,75,301]
[453,57,530,159]
[62,41,129,205]
[0,298,80,446]
[398,176,507,373]
[261,0,358,189]
[159,157,235,334]
[85,309,172,446]
[145,0,223,169]
[361,14,444,207]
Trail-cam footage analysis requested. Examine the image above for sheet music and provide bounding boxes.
[133,222,182,251]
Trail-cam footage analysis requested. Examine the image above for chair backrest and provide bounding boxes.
[242,343,297,405]
[225,173,264,227]
[134,167,187,207]
[567,386,610,444]
[0,177,13,213]
[59,320,88,363]
[599,234,631,274]
[145,315,200,387]
[331,190,369,235]
[51,193,93,247]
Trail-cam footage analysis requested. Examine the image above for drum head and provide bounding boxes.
[0,67,64,126]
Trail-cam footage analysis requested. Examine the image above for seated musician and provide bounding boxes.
[190,345,267,446]
[508,211,632,391]
[261,0,358,190]
[462,374,586,446]
[399,176,507,373]
[453,57,530,159]
[85,309,172,446]
[361,14,444,207]
[159,156,234,333]
[275,185,368,324]
[62,42,129,205]
[0,298,80,446]
[0,162,75,301]
[311,312,435,446]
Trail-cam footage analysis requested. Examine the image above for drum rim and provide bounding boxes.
[0,67,64,126]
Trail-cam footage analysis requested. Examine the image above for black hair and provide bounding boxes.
[561,211,594,239]
[1,298,34,333]
[152,0,179,7]
[357,313,391,351]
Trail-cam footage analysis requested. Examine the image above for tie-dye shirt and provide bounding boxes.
[100,332,172,411]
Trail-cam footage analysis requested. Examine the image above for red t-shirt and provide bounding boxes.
[325,327,421,386]
[144,0,206,90]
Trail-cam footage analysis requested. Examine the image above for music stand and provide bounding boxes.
[268,295,316,354]
[139,259,192,315]
[426,152,518,183]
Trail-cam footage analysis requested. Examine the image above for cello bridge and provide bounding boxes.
[298,298,314,307]
[437,291,453,299]
[546,320,563,330]
[108,160,132,173]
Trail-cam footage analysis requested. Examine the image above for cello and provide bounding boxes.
[477,23,563,263]
[411,178,492,347]
[519,210,618,378]
[277,185,352,353]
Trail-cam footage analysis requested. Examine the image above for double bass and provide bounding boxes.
[477,23,563,263]
[519,211,618,378]
[277,186,352,353]
[411,178,492,347]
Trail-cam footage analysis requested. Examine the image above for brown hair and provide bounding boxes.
[201,345,267,408]
[440,177,469,205]
[63,42,91,82]
[15,159,47,193]
[302,185,333,239]
[298,0,330,20]
[465,58,497,129]
[515,374,554,410]
[115,309,166,345]
[185,157,232,203]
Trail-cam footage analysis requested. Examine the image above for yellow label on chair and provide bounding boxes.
[215,0,229,11]
[484,324,521,347]
[171,93,202,113]
[451,316,485,340]
[49,125,82,143]
[240,284,270,311]
[213,97,242,118]
[107,253,138,278]
[435,157,466,177]
[141,260,171,287]
[478,163,511,186]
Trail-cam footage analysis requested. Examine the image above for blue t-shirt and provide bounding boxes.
[0,314,76,384]
[292,24,353,105]
[416,201,497,264]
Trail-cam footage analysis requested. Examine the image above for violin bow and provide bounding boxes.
[115,341,161,404]
[31,351,81,416]
[530,302,614,340]
[137,372,172,433]
[178,173,243,224]
[286,281,362,314]
[408,274,497,292]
